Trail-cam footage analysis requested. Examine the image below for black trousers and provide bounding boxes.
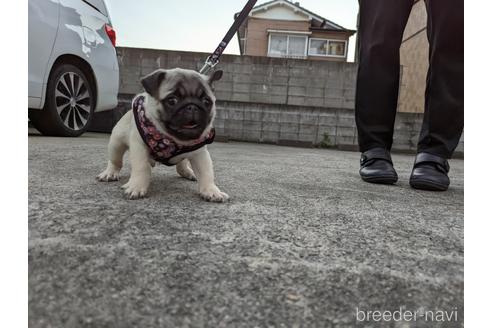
[355,0,464,158]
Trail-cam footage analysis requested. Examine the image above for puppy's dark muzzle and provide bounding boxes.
[178,104,205,127]
[163,98,213,140]
[181,104,202,120]
[169,103,209,133]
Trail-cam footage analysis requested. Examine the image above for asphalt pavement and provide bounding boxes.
[28,131,464,328]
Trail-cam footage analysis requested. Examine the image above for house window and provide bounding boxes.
[308,38,347,57]
[268,34,308,58]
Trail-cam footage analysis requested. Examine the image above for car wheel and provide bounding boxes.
[29,64,95,137]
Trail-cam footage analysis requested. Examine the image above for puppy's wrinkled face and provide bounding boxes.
[141,68,223,141]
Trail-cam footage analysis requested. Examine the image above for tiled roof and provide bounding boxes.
[235,0,355,33]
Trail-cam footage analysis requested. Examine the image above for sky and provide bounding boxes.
[105,0,359,62]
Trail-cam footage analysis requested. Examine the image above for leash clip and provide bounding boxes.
[198,0,257,75]
[199,56,219,75]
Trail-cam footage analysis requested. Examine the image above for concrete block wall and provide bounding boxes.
[91,47,463,156]
[213,101,358,147]
[116,47,357,110]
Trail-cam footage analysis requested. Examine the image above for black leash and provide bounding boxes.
[200,0,258,75]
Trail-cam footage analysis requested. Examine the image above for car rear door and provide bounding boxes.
[28,0,60,108]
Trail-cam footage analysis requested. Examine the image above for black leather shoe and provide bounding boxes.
[410,153,450,191]
[359,148,398,184]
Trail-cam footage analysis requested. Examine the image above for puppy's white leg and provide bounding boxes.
[97,134,127,182]
[189,147,229,202]
[121,136,152,199]
[176,159,196,181]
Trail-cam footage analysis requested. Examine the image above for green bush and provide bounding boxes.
[319,133,332,148]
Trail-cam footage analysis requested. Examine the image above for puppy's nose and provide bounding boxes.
[183,104,201,120]
[184,104,199,114]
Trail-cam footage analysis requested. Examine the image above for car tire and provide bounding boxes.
[29,64,95,137]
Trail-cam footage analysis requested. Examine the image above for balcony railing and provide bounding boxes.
[267,53,308,60]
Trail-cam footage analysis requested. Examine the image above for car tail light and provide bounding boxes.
[105,24,116,47]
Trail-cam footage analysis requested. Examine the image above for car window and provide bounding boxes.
[83,0,108,16]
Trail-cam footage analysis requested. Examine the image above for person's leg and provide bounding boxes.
[356,0,413,184]
[418,0,464,158]
[410,0,463,192]
[355,0,414,152]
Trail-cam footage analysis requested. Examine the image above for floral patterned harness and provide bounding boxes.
[132,95,215,166]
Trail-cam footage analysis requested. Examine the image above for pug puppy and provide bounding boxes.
[97,68,229,202]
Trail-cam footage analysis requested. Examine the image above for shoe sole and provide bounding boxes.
[410,178,449,191]
[361,175,398,185]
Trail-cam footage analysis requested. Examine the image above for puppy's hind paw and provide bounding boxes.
[176,162,197,181]
[181,172,197,181]
[121,181,148,200]
[199,185,230,203]
[97,169,120,182]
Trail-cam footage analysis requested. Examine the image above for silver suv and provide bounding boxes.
[28,0,119,137]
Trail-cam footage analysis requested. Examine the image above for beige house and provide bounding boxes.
[236,0,355,62]
[399,0,429,113]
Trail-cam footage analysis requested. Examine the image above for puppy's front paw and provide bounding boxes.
[199,185,230,203]
[121,180,149,200]
[97,169,120,182]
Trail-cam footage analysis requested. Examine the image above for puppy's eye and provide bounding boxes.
[165,96,179,107]
[202,97,212,107]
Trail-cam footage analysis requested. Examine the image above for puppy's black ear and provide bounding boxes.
[208,70,223,85]
[141,69,166,99]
